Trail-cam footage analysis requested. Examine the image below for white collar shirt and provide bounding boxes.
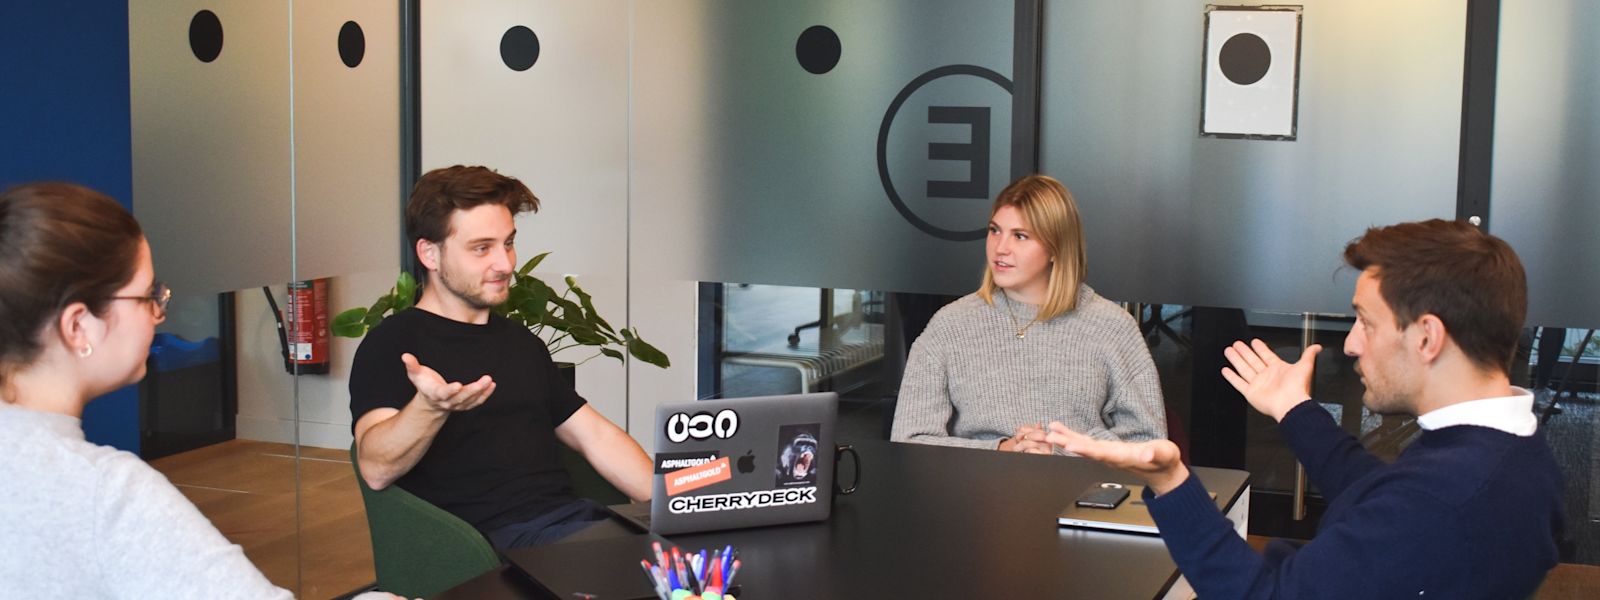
[1416,386,1538,437]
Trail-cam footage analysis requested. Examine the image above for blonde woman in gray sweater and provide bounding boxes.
[891,175,1166,453]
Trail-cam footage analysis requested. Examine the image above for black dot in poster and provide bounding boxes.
[189,10,224,63]
[500,26,540,72]
[338,21,365,68]
[795,25,840,74]
[1218,33,1270,86]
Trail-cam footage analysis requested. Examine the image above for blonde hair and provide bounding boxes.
[976,174,1087,322]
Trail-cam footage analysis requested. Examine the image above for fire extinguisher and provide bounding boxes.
[263,279,331,375]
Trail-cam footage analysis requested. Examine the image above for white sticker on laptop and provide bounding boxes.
[664,409,739,443]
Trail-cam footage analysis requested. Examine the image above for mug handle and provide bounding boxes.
[834,444,860,495]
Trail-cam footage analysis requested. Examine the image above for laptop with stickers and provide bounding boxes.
[643,392,839,535]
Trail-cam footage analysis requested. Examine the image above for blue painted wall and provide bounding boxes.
[0,1,139,453]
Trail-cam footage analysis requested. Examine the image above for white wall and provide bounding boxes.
[236,270,397,449]
[419,0,648,441]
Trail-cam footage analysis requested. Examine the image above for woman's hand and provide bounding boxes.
[999,423,1052,454]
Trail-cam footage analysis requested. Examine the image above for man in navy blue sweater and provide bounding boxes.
[1049,219,1563,599]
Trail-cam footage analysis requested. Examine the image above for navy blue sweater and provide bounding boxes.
[1147,400,1563,599]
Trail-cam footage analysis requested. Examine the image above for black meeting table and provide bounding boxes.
[437,438,1250,600]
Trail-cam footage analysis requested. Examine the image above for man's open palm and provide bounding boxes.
[1220,339,1320,421]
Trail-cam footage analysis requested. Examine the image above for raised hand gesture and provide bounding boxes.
[401,352,495,414]
[1220,339,1320,422]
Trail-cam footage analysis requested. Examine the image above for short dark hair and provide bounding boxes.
[405,165,540,246]
[0,183,144,381]
[1343,219,1527,375]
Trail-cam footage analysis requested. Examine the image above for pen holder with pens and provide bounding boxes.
[641,541,742,600]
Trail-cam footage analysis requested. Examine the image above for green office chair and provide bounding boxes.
[351,443,501,598]
[352,443,631,597]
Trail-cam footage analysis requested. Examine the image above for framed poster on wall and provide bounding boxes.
[1200,5,1302,140]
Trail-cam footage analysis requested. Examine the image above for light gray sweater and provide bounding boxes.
[0,401,291,599]
[891,287,1166,449]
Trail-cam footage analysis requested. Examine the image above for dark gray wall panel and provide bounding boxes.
[1040,1,1465,313]
[631,0,1017,295]
[1491,0,1600,327]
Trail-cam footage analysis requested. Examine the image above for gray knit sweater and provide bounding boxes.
[891,286,1166,449]
[0,401,290,599]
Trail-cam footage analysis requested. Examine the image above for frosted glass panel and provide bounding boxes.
[631,0,1017,295]
[1040,1,1465,313]
[131,1,293,295]
[1491,0,1600,327]
[292,0,401,282]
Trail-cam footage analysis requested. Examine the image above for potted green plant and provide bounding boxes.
[331,252,670,368]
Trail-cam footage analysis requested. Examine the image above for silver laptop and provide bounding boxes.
[1056,484,1214,535]
[643,392,839,535]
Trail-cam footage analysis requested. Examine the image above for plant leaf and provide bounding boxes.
[395,272,417,310]
[599,347,625,362]
[332,307,370,338]
[626,332,671,368]
[565,276,615,334]
[566,324,607,346]
[518,251,552,276]
[503,280,532,314]
[364,295,395,328]
[548,295,583,321]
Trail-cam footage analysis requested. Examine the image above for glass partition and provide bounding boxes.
[288,0,402,596]
[117,2,1600,596]
[129,0,305,593]
[1492,0,1600,565]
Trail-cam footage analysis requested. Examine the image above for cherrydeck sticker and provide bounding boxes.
[667,487,819,514]
[655,450,721,474]
[665,456,733,496]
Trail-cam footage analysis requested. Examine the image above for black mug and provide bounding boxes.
[833,444,861,495]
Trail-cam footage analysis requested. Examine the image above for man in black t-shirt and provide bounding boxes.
[349,165,652,549]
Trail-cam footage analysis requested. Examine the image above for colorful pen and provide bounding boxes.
[641,559,667,600]
[725,559,741,590]
[653,542,670,578]
[672,550,684,592]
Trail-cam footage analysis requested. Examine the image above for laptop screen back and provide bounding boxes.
[648,392,838,535]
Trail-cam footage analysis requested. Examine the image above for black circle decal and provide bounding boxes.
[338,21,365,68]
[189,10,224,63]
[500,26,540,72]
[876,65,1013,241]
[1219,33,1271,86]
[795,25,841,74]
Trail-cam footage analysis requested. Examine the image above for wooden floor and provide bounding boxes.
[150,440,374,599]
[153,440,1597,599]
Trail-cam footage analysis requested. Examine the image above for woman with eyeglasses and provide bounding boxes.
[0,183,292,598]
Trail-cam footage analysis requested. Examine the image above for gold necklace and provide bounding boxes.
[1001,292,1038,340]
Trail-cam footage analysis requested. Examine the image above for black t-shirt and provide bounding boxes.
[348,308,586,532]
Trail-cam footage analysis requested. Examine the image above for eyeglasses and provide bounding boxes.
[107,281,172,319]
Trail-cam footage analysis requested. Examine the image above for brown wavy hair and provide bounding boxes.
[1343,219,1527,375]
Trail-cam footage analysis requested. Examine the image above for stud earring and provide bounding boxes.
[78,344,93,358]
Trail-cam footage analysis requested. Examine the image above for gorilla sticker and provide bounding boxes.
[774,423,821,487]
